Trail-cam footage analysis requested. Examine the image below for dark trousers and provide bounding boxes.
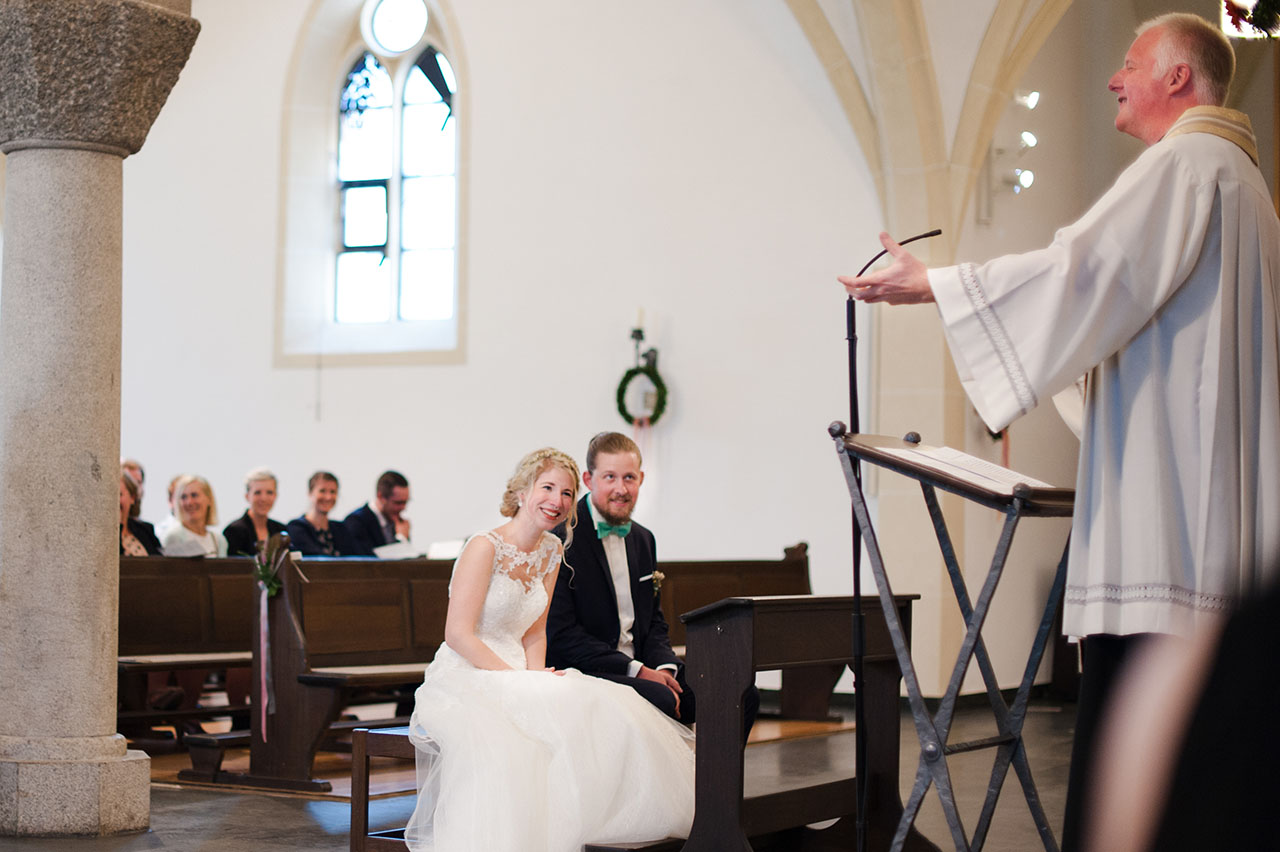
[1060,633,1154,852]
[592,667,761,742]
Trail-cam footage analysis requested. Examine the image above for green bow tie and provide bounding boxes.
[596,520,632,538]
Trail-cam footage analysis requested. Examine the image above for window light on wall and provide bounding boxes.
[337,1,457,328]
[275,0,464,366]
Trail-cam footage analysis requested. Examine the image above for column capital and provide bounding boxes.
[0,0,200,157]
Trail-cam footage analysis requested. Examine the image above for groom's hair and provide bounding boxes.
[586,432,642,473]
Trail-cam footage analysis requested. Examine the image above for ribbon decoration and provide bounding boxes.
[252,534,294,741]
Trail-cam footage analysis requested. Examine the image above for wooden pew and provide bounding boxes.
[663,594,938,852]
[186,554,454,793]
[350,593,934,852]
[657,543,845,720]
[118,556,255,736]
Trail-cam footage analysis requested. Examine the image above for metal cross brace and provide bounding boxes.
[834,433,1069,852]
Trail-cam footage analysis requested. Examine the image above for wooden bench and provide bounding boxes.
[118,556,256,737]
[658,543,847,720]
[350,593,936,852]
[662,594,937,852]
[187,554,454,792]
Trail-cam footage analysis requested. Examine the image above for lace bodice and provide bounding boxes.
[438,530,562,671]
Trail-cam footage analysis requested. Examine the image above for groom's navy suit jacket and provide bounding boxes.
[547,496,681,675]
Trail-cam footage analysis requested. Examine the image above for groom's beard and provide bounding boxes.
[595,498,635,526]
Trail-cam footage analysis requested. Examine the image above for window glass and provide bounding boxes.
[339,55,393,181]
[400,249,455,320]
[370,0,428,54]
[336,251,392,323]
[403,98,454,177]
[401,176,455,249]
[342,185,388,247]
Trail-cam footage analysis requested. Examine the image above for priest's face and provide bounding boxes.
[1108,27,1172,145]
[584,451,644,525]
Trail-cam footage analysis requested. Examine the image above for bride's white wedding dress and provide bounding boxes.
[405,530,695,852]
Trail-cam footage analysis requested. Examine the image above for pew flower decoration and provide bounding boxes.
[1225,0,1279,35]
[253,532,291,597]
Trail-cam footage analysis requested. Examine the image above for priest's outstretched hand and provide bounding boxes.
[838,231,935,304]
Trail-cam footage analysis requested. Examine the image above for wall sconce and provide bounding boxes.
[1004,168,1035,194]
[976,134,1039,222]
[1014,89,1040,110]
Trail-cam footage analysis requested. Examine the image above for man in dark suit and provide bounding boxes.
[549,433,757,732]
[345,470,412,555]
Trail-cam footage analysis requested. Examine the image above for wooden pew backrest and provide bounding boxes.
[119,557,255,655]
[294,560,453,668]
[659,542,809,647]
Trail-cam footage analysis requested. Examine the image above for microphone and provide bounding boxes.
[854,228,943,277]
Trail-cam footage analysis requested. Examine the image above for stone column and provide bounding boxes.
[0,0,199,836]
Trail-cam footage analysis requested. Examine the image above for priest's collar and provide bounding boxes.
[1163,106,1259,166]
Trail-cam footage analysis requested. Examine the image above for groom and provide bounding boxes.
[547,432,695,722]
[549,432,758,733]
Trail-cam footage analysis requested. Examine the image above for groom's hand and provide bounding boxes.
[638,665,682,716]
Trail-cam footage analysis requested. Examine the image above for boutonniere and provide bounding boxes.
[639,570,665,598]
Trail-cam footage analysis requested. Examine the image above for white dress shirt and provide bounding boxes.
[586,496,674,677]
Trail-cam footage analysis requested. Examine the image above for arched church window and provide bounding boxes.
[277,0,465,365]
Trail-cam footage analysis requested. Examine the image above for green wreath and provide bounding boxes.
[616,365,668,426]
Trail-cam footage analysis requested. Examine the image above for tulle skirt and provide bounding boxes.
[405,654,695,852]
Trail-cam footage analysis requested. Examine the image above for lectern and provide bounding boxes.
[831,426,1073,852]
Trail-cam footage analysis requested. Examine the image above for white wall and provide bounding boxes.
[93,0,1278,696]
[120,0,880,596]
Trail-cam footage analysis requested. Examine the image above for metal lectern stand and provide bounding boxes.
[830,426,1074,852]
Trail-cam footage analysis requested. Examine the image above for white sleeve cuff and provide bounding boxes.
[656,663,677,673]
[627,659,644,678]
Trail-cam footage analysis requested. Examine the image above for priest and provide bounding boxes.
[838,13,1280,851]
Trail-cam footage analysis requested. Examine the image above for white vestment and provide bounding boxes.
[928,108,1280,638]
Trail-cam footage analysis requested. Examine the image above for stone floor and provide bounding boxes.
[2,698,1075,852]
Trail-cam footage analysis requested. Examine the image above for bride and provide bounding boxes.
[405,448,695,852]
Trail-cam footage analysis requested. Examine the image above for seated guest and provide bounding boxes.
[121,457,146,501]
[223,467,287,557]
[286,471,372,556]
[161,475,228,557]
[119,473,161,555]
[345,470,413,554]
[153,473,186,541]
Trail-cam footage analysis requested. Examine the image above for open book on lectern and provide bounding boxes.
[880,444,1051,493]
[844,433,1074,506]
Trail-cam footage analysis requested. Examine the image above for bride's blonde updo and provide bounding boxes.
[500,448,581,542]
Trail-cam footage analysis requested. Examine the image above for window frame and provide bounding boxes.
[274,0,466,367]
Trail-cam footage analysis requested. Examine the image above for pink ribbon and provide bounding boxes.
[257,581,274,741]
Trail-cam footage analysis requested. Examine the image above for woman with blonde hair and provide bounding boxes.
[405,448,694,852]
[161,474,228,557]
[223,467,287,557]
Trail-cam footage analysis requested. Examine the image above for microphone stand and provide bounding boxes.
[846,228,940,852]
